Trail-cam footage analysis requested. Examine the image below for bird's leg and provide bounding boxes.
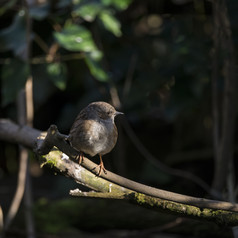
[76,152,84,165]
[93,155,107,176]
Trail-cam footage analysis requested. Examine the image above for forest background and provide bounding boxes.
[0,0,238,237]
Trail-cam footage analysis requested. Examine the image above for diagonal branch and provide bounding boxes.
[0,119,238,226]
[41,148,238,226]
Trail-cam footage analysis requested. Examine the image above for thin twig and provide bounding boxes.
[0,205,3,233]
[211,0,220,176]
[123,54,137,101]
[4,122,28,232]
[33,34,49,54]
[121,117,218,198]
[23,1,35,237]
[110,53,214,196]
[4,89,28,231]
[4,148,28,230]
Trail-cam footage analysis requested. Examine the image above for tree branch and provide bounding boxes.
[0,119,238,226]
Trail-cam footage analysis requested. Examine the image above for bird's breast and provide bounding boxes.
[88,119,118,156]
[69,118,118,157]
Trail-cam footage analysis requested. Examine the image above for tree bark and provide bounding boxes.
[211,0,237,193]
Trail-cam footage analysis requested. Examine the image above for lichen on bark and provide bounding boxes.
[128,192,238,226]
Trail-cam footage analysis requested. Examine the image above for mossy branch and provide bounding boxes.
[42,149,238,226]
[0,119,238,226]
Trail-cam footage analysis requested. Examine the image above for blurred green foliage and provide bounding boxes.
[0,0,225,178]
[1,0,238,236]
[1,59,29,105]
[0,0,129,109]
[0,0,214,125]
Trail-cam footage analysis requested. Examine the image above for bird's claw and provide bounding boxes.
[92,164,107,176]
[76,152,84,165]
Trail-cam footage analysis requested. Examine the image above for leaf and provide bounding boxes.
[1,59,29,106]
[0,12,27,58]
[47,63,67,90]
[73,2,102,22]
[101,0,132,10]
[84,54,108,82]
[54,23,107,82]
[29,3,50,20]
[99,10,122,37]
[89,50,103,61]
[54,24,98,52]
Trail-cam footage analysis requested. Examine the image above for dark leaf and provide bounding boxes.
[84,54,108,82]
[1,59,29,106]
[47,62,67,90]
[29,3,50,20]
[54,24,98,52]
[101,0,132,10]
[0,12,28,58]
[99,10,122,37]
[73,2,102,22]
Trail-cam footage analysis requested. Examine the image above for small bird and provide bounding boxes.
[68,101,123,175]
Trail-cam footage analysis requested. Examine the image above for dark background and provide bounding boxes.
[0,0,237,237]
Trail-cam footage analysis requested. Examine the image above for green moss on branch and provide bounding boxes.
[128,193,238,226]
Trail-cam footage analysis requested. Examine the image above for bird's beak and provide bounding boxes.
[115,111,124,116]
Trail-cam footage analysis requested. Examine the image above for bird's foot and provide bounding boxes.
[76,152,84,165]
[93,162,107,176]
